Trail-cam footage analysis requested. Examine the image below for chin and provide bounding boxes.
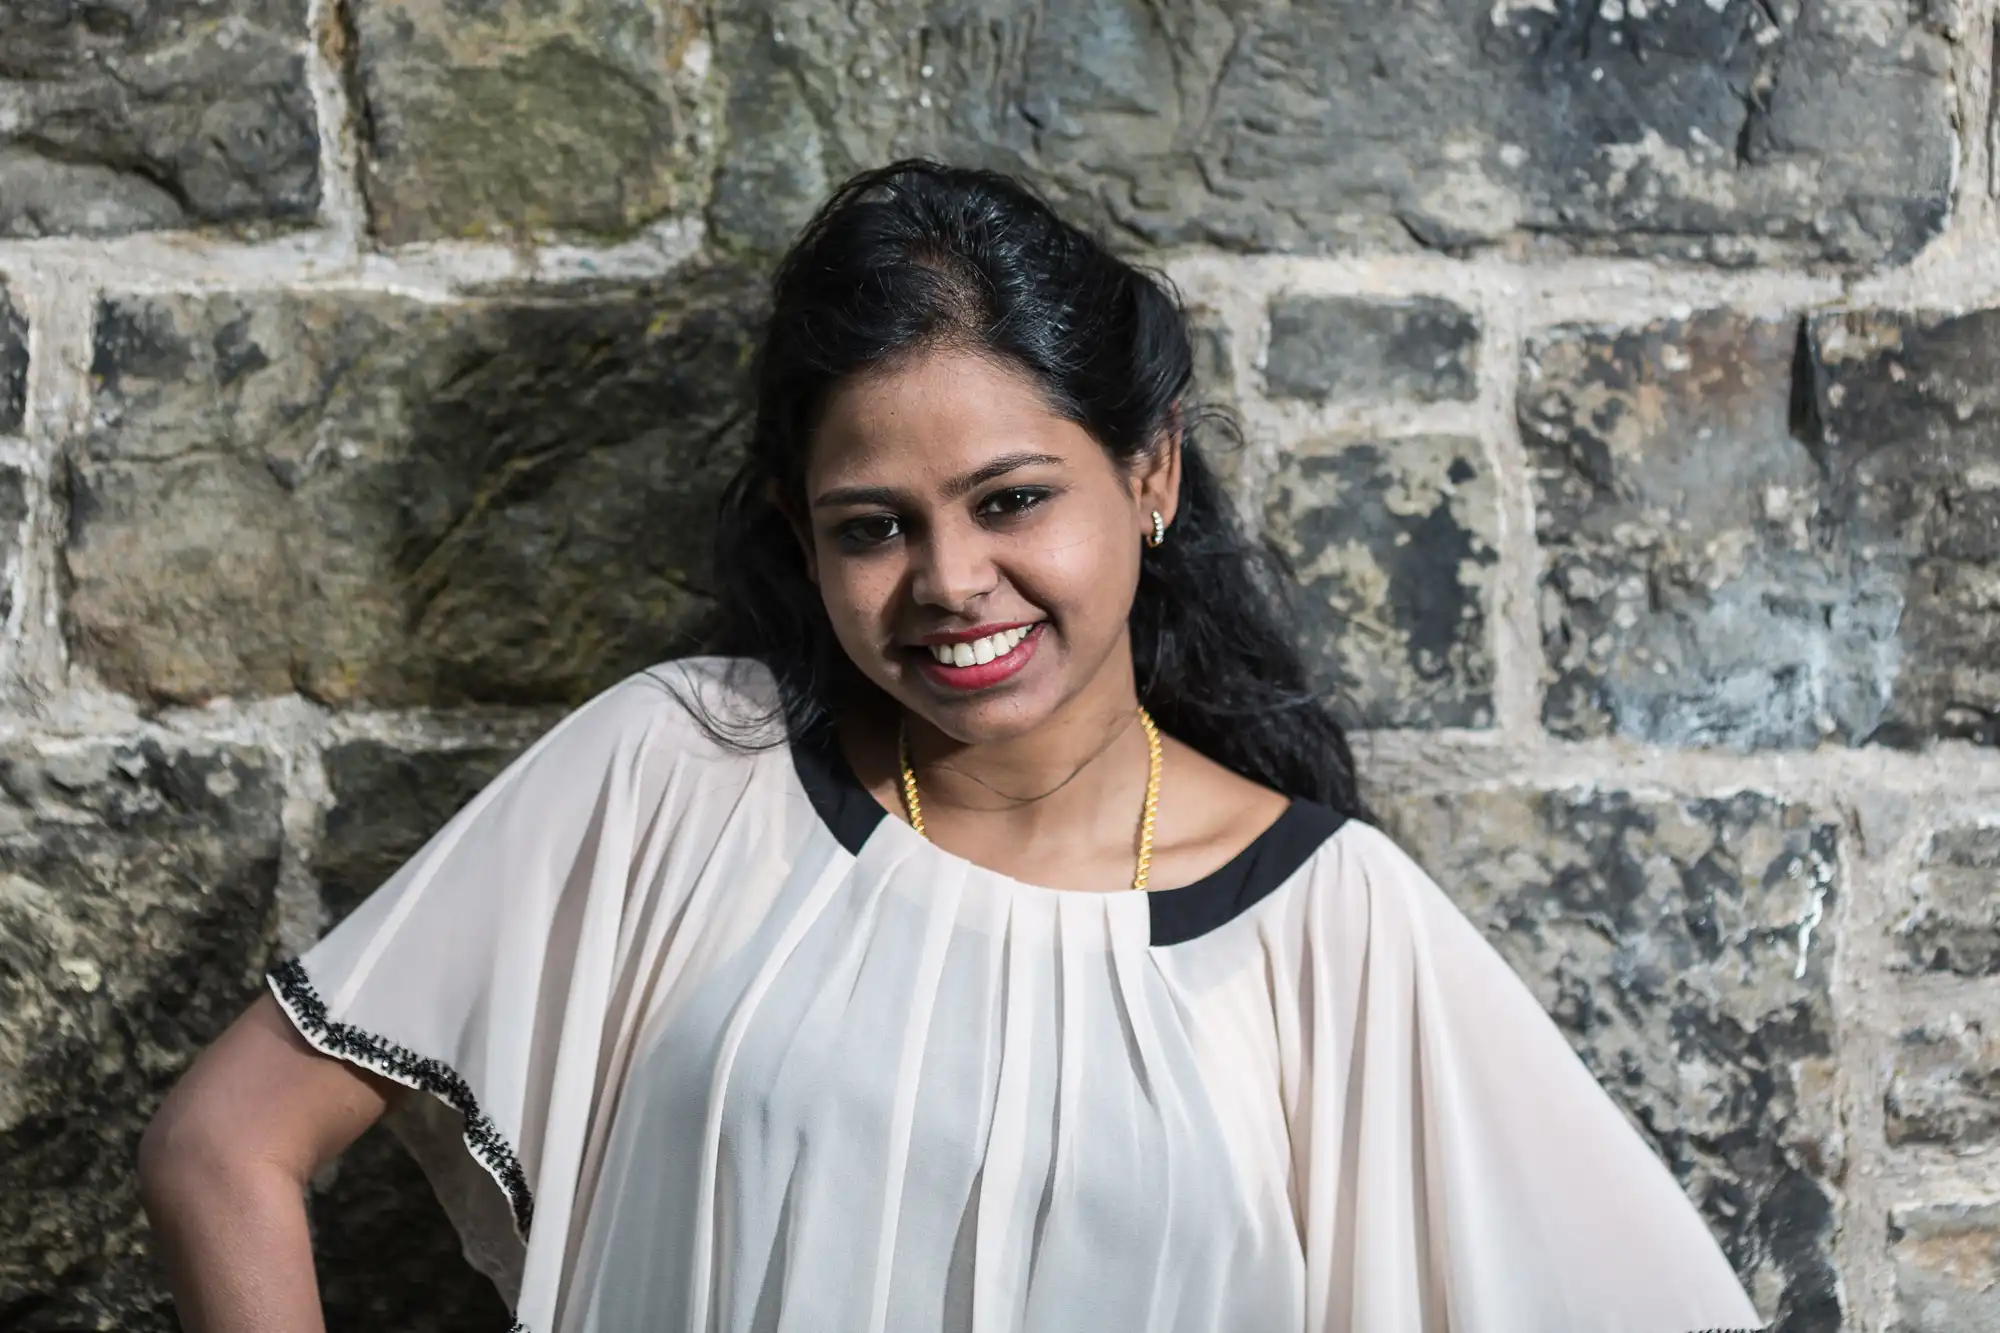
[939,698,1060,746]
[896,663,1067,745]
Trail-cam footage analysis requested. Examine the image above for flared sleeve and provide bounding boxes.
[1283,821,1764,1333]
[264,661,734,1325]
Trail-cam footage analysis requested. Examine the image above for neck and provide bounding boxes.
[901,651,1145,835]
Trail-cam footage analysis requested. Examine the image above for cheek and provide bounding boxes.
[816,550,901,640]
[1017,514,1139,629]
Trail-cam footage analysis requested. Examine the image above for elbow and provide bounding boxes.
[138,1076,317,1224]
[137,1089,249,1219]
[137,1096,200,1215]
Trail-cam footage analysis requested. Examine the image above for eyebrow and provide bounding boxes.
[811,451,1065,509]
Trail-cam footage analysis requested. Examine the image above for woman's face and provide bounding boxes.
[800,347,1175,743]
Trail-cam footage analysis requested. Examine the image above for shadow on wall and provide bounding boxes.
[65,263,765,714]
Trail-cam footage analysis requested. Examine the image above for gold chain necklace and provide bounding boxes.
[898,708,1163,891]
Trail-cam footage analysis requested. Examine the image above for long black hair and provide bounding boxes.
[696,158,1371,820]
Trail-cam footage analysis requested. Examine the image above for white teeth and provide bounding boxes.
[928,624,1034,667]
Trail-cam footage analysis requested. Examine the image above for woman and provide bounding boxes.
[139,160,1763,1333]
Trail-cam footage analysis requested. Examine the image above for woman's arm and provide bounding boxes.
[138,991,408,1333]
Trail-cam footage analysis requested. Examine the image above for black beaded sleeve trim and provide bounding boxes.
[267,957,535,1241]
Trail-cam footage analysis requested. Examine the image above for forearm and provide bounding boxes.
[139,1146,326,1333]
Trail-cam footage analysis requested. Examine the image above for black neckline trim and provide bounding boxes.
[1145,797,1348,945]
[787,728,1347,945]
[790,725,890,851]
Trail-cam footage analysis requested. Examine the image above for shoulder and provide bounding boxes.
[1151,733,1294,886]
[1302,818,1448,905]
[628,655,783,732]
[549,655,786,768]
[1315,817,1424,874]
[1286,816,1497,961]
[1233,815,1443,936]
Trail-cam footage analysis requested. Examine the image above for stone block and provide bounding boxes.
[1901,823,2000,977]
[1527,305,2000,751]
[0,739,285,1327]
[1263,295,1479,405]
[0,0,318,238]
[1805,309,2000,749]
[1889,1202,2000,1333]
[1522,311,1908,750]
[69,267,761,708]
[1886,1013,2000,1148]
[1382,784,1842,1331]
[353,0,712,244]
[317,739,522,921]
[1,288,26,433]
[1262,435,1496,728]
[701,0,1953,263]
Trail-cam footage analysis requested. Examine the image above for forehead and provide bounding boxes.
[807,348,1099,487]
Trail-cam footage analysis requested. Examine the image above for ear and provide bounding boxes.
[1131,403,1184,537]
[770,479,820,585]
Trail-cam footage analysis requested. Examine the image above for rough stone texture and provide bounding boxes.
[1187,306,1237,419]
[0,287,26,434]
[0,0,319,238]
[1900,823,2000,978]
[1184,304,1257,507]
[1805,309,2000,750]
[703,0,1955,263]
[1523,311,1902,750]
[68,268,761,709]
[0,739,285,1330]
[0,0,1993,1327]
[1262,435,1497,728]
[353,0,713,244]
[1886,1014,2000,1149]
[0,466,37,637]
[317,739,521,921]
[300,738,527,1327]
[1888,1202,2000,1333]
[1528,305,2000,752]
[1263,295,1478,405]
[1381,784,1842,1333]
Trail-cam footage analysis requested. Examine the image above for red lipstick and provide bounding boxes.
[913,622,1045,692]
[917,620,1040,647]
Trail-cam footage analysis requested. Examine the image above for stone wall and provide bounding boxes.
[1,0,1997,1329]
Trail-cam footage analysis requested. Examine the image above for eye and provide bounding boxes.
[835,513,902,550]
[978,486,1051,520]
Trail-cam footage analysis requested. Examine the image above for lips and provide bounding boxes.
[912,622,1044,691]
[924,624,1033,668]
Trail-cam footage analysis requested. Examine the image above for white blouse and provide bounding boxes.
[270,656,1764,1333]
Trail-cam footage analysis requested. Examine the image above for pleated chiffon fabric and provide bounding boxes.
[268,656,1765,1333]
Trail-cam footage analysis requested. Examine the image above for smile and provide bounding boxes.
[913,622,1045,691]
[926,624,1032,667]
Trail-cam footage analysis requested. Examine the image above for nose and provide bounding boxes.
[907,520,998,614]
